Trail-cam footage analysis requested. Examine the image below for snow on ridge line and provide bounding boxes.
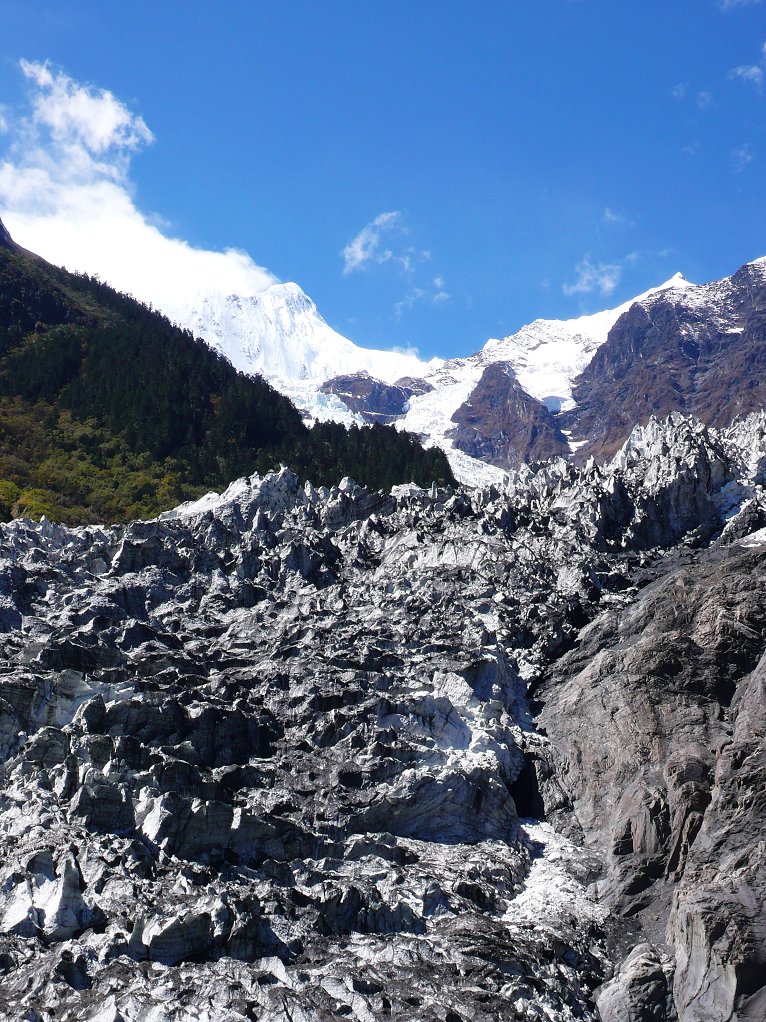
[390,274,701,460]
[168,280,504,489]
[174,282,442,389]
[478,273,696,411]
[166,263,766,487]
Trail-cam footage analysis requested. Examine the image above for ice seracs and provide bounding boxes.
[2,411,765,1020]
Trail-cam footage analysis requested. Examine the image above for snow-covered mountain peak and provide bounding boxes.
[175,283,440,399]
[480,273,696,412]
[261,280,313,301]
[160,261,762,488]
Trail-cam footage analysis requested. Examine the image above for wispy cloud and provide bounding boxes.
[432,275,449,302]
[341,211,402,274]
[390,343,421,358]
[728,64,764,91]
[0,61,277,319]
[563,257,622,297]
[394,276,450,318]
[341,211,435,279]
[731,143,755,172]
[342,212,448,313]
[394,287,425,317]
[671,84,714,109]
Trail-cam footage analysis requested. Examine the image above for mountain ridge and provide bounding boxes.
[177,281,442,424]
[164,258,766,485]
[562,257,766,461]
[7,214,766,489]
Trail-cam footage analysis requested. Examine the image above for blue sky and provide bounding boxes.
[0,0,765,359]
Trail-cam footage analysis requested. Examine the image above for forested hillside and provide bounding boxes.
[0,222,453,523]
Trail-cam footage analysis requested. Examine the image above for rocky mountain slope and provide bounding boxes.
[322,260,766,485]
[392,276,696,480]
[12,210,765,488]
[180,275,698,485]
[1,410,764,1020]
[561,258,766,462]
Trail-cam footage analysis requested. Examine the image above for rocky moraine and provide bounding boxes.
[0,412,765,1021]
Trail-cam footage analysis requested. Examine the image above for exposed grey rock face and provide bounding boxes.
[535,417,766,1020]
[668,644,766,1022]
[319,372,424,423]
[0,413,764,1020]
[596,943,674,1022]
[448,362,570,469]
[304,260,766,482]
[562,260,766,462]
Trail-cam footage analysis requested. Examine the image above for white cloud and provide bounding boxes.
[341,213,436,278]
[719,0,762,9]
[728,64,764,91]
[20,59,153,155]
[341,211,401,274]
[563,257,622,297]
[0,60,277,319]
[671,84,713,109]
[394,286,424,318]
[731,143,755,172]
[393,275,449,318]
[390,343,421,358]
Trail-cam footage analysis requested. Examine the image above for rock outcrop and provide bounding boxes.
[319,372,425,423]
[448,362,570,468]
[0,413,765,1020]
[534,417,766,1020]
[562,260,766,462]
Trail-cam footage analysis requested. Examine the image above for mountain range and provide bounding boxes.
[9,209,764,493]
[174,258,766,485]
